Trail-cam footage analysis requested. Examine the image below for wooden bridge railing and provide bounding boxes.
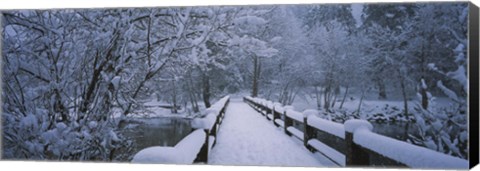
[191,95,230,163]
[243,96,468,169]
[132,96,230,164]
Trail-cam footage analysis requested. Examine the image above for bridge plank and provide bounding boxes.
[209,100,325,167]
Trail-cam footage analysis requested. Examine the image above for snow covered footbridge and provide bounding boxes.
[131,96,468,169]
[208,98,323,166]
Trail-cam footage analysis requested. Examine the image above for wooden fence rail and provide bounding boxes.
[243,96,468,169]
[132,96,230,164]
[193,96,230,163]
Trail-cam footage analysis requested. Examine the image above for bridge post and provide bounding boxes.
[344,120,373,166]
[273,107,279,127]
[265,103,270,120]
[254,101,261,113]
[194,129,210,163]
[284,111,293,136]
[211,118,218,137]
[219,106,225,124]
[260,102,264,113]
[261,104,264,115]
[303,116,316,152]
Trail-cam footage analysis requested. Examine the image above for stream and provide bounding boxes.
[122,117,193,155]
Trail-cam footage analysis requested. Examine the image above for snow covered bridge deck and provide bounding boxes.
[132,97,467,169]
[209,99,326,167]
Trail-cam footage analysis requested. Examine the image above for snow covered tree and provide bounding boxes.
[409,3,468,159]
[303,4,357,33]
[255,6,311,105]
[2,9,134,160]
[306,20,360,112]
[362,4,417,100]
[228,8,278,97]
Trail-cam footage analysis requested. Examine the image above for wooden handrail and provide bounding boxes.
[192,96,230,163]
[132,96,230,164]
[243,96,468,169]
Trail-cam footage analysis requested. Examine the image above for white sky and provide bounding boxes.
[350,4,364,28]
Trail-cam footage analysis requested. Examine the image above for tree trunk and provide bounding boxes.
[190,91,199,113]
[400,78,409,119]
[146,17,152,67]
[191,79,199,112]
[331,92,337,109]
[323,86,330,112]
[171,79,178,114]
[420,80,429,110]
[280,83,290,105]
[403,122,410,142]
[315,86,322,110]
[190,90,199,113]
[339,85,349,109]
[419,46,428,110]
[54,89,69,122]
[193,96,199,112]
[188,90,196,112]
[202,74,211,108]
[356,90,365,118]
[251,55,260,97]
[377,79,387,100]
[288,87,298,105]
[186,74,199,113]
[331,85,340,108]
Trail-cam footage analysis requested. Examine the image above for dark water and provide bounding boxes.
[120,116,415,157]
[371,122,419,141]
[122,117,192,155]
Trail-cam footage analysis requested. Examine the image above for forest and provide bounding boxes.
[1,3,469,161]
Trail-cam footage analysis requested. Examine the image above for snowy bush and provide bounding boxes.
[2,111,133,160]
[409,44,468,159]
[410,88,467,159]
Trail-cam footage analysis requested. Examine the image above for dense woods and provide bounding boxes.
[2,3,469,160]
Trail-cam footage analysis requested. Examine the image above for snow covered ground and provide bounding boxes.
[290,93,455,123]
[113,99,207,119]
[209,99,335,167]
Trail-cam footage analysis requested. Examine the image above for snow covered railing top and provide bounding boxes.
[192,96,230,130]
[131,129,206,164]
[205,95,230,115]
[244,96,344,138]
[243,96,468,169]
[307,114,345,139]
[284,108,301,121]
[132,96,230,164]
[346,120,468,169]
